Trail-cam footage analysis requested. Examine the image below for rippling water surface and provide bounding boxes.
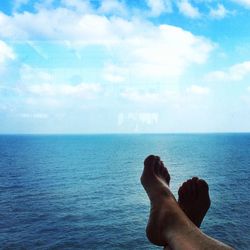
[0,134,250,249]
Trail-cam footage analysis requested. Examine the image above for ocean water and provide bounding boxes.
[0,134,250,249]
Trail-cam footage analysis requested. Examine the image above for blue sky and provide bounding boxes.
[0,0,250,133]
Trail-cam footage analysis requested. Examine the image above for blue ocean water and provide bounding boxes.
[0,134,250,249]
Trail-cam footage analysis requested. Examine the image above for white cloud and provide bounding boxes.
[186,85,210,95]
[18,65,101,99]
[13,0,29,11]
[19,113,49,119]
[209,4,228,19]
[61,0,92,13]
[121,86,211,108]
[98,0,127,16]
[125,24,213,78]
[177,0,201,18]
[20,64,52,83]
[121,89,161,103]
[34,0,56,10]
[205,61,250,82]
[146,0,172,16]
[0,41,15,65]
[231,0,250,8]
[25,83,101,98]
[121,88,181,105]
[117,112,159,126]
[102,64,126,83]
[0,7,213,79]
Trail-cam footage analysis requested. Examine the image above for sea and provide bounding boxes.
[0,134,250,249]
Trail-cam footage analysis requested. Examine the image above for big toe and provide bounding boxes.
[197,179,210,203]
[197,179,209,195]
[178,181,189,202]
[144,155,159,172]
[141,155,159,183]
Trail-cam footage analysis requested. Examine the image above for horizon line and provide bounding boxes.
[1,132,250,136]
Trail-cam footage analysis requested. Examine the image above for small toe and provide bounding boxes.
[191,177,199,198]
[178,181,190,202]
[154,157,161,175]
[158,161,165,175]
[161,164,170,185]
[197,179,209,190]
[178,184,185,198]
[181,181,189,193]
[186,179,193,194]
[197,179,209,197]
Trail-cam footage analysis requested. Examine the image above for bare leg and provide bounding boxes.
[178,177,211,227]
[141,155,234,250]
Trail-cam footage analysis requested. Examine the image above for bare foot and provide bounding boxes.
[141,155,190,246]
[142,155,233,250]
[178,177,211,227]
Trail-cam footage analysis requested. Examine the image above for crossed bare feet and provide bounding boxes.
[141,155,233,250]
[141,155,210,243]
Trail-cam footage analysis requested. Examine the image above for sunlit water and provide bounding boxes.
[0,134,249,249]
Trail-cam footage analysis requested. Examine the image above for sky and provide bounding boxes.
[0,0,250,134]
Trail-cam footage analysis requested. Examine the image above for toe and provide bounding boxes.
[158,161,164,176]
[178,181,189,202]
[178,184,185,198]
[158,160,170,185]
[141,155,159,184]
[191,177,199,199]
[197,179,211,208]
[197,179,210,199]
[192,177,199,182]
[186,179,193,195]
[197,179,209,192]
[154,156,161,176]
[154,162,161,176]
[144,155,157,167]
[144,155,158,174]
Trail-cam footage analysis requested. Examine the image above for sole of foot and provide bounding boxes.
[178,177,211,227]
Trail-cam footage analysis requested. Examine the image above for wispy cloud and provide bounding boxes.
[231,0,250,9]
[102,64,127,83]
[13,0,29,11]
[18,113,49,119]
[187,85,210,95]
[98,0,128,16]
[209,4,228,19]
[117,112,159,131]
[177,0,201,18]
[24,83,101,98]
[205,61,250,82]
[0,40,15,65]
[61,0,92,13]
[146,0,172,16]
[121,89,163,104]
